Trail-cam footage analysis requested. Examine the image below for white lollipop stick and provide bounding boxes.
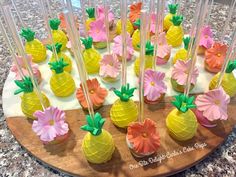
[103,0,110,54]
[205,0,214,25]
[10,0,26,28]
[80,0,88,37]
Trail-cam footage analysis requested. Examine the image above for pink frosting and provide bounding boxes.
[195,87,230,121]
[11,55,41,81]
[32,106,69,142]
[97,5,115,23]
[99,54,121,78]
[88,19,107,42]
[171,60,199,85]
[195,109,217,128]
[199,26,214,49]
[112,33,134,60]
[144,69,167,101]
[150,14,162,34]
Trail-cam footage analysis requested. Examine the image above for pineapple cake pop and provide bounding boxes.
[20,28,47,63]
[63,2,115,163]
[164,3,179,32]
[166,94,198,141]
[132,19,141,50]
[85,7,96,31]
[47,43,72,73]
[172,36,191,64]
[166,15,184,47]
[134,41,154,76]
[116,19,134,36]
[81,36,101,74]
[110,84,138,128]
[49,18,68,51]
[48,58,75,97]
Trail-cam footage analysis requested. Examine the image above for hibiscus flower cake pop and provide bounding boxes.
[129,2,142,24]
[88,19,107,49]
[198,26,214,55]
[171,60,199,93]
[76,78,108,110]
[195,87,230,128]
[32,106,69,145]
[205,42,227,73]
[112,33,134,61]
[97,5,115,28]
[144,69,167,104]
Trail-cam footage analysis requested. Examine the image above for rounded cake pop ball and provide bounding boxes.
[32,106,69,144]
[204,42,228,73]
[134,41,154,76]
[81,113,115,164]
[88,19,107,49]
[48,58,75,97]
[166,94,198,141]
[116,19,134,36]
[164,3,178,32]
[195,87,230,128]
[198,26,214,55]
[11,55,42,84]
[76,78,108,110]
[20,28,47,63]
[129,2,142,24]
[166,15,184,47]
[110,84,138,128]
[132,19,141,51]
[144,69,167,104]
[171,60,199,93]
[173,36,190,64]
[112,33,134,61]
[209,60,236,97]
[14,77,50,119]
[99,54,121,83]
[47,43,72,73]
[49,18,68,51]
[85,7,96,31]
[80,37,101,74]
[126,118,160,157]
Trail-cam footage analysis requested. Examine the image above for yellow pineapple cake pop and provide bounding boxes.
[81,112,115,164]
[85,7,96,31]
[14,77,50,119]
[20,28,47,63]
[116,19,134,36]
[49,18,68,51]
[48,58,75,97]
[132,19,141,51]
[134,41,154,76]
[81,37,101,74]
[47,43,72,73]
[209,60,236,97]
[110,83,138,128]
[172,36,191,64]
[166,15,184,47]
[166,94,198,141]
[164,3,179,31]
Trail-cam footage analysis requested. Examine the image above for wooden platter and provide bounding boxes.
[6,96,236,177]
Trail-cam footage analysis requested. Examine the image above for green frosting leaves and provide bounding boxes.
[81,112,105,136]
[171,15,183,26]
[81,37,93,49]
[14,76,34,95]
[49,18,61,30]
[114,83,136,102]
[168,4,179,14]
[46,43,62,53]
[183,36,191,50]
[226,60,236,73]
[145,41,154,56]
[20,28,35,42]
[86,7,95,18]
[133,18,140,29]
[48,58,68,74]
[172,94,196,113]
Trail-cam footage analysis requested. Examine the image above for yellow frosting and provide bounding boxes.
[52,29,68,51]
[164,13,174,31]
[172,48,188,64]
[50,52,72,73]
[110,99,138,128]
[85,18,95,31]
[83,48,101,74]
[209,72,236,97]
[50,72,75,97]
[132,29,140,51]
[166,25,184,47]
[134,55,154,76]
[82,129,115,164]
[166,108,198,141]
[116,19,134,35]
[25,39,46,63]
[21,91,50,119]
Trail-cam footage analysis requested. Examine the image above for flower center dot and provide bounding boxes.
[142,132,148,137]
[214,99,221,105]
[49,120,54,126]
[150,81,155,86]
[90,90,94,94]
[204,35,208,39]
[217,53,221,57]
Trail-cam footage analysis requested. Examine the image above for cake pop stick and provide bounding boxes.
[147,0,154,40]
[220,0,236,43]
[80,0,88,37]
[10,0,26,28]
[184,0,209,96]
[103,0,110,54]
[121,0,127,85]
[205,0,214,25]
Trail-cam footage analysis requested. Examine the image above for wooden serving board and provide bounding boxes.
[6,96,236,177]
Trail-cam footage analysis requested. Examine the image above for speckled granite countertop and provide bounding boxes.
[0,0,236,176]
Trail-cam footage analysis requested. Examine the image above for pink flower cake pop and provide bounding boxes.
[198,26,214,55]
